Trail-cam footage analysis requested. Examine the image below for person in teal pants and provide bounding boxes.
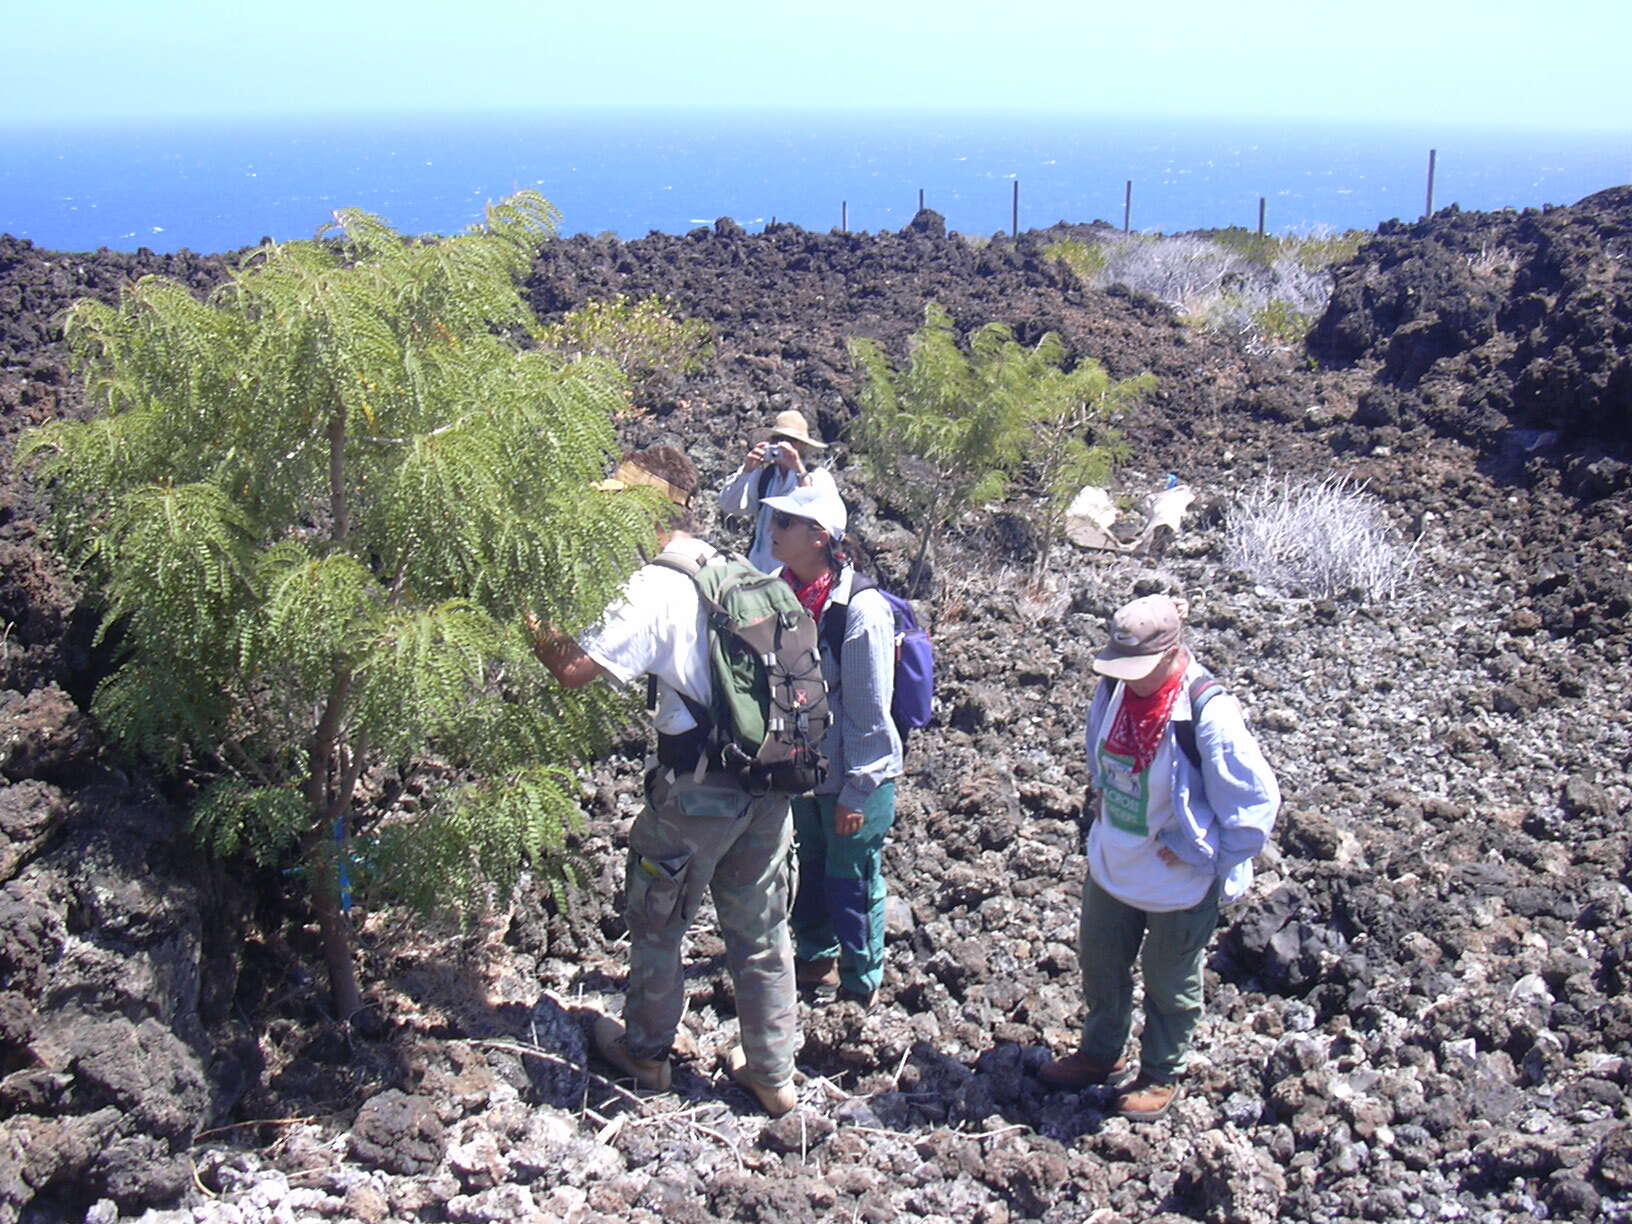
[763,484,904,1008]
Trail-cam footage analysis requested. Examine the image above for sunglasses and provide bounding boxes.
[771,511,818,530]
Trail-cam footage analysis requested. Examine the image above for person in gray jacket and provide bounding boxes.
[1040,593,1280,1120]
[762,484,902,1008]
[717,408,838,573]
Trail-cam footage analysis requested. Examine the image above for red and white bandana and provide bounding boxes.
[783,567,836,621]
[1104,657,1185,773]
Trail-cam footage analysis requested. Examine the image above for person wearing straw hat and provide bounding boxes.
[529,446,801,1118]
[718,408,838,573]
[1039,593,1279,1121]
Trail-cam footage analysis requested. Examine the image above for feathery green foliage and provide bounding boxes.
[849,302,1140,592]
[1023,354,1152,580]
[535,294,712,414]
[20,191,657,1017]
[850,303,1029,591]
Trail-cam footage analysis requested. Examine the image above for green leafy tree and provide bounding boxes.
[535,294,712,414]
[849,303,1146,591]
[20,192,661,1020]
[1024,351,1153,580]
[849,303,1038,592]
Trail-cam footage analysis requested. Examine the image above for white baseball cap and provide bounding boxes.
[762,485,848,540]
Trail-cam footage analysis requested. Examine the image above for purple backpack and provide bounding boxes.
[822,576,935,742]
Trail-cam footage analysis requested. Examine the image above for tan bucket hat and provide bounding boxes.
[769,409,827,449]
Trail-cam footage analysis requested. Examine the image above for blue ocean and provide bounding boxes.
[2,110,1626,255]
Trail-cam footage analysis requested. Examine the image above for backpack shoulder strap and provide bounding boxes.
[650,547,705,580]
[821,573,879,664]
[1172,669,1223,772]
[646,548,718,728]
[757,465,777,501]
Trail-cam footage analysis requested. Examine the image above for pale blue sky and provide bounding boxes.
[5,0,1628,132]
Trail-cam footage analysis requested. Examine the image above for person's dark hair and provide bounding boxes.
[622,446,697,503]
[816,531,851,577]
[664,503,697,534]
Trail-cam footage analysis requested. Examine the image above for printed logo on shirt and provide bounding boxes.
[1097,744,1150,836]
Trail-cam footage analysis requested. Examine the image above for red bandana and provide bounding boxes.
[1104,657,1185,773]
[783,567,836,621]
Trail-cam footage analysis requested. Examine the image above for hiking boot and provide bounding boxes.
[726,1045,797,1117]
[592,1015,671,1092]
[1037,1049,1130,1089]
[1115,1076,1181,1121]
[795,957,840,988]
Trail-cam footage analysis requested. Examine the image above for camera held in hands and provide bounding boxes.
[766,443,783,464]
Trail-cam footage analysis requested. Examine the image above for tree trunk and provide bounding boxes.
[305,669,360,1020]
[309,850,364,1022]
[1032,532,1053,586]
[906,524,935,597]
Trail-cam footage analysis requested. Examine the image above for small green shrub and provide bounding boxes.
[1044,237,1109,285]
[1205,227,1282,267]
[1250,299,1313,347]
[536,294,712,411]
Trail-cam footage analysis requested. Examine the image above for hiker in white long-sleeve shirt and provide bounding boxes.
[717,409,838,572]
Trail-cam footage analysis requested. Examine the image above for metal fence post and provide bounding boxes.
[1124,180,1132,233]
[1258,197,1266,237]
[919,188,925,212]
[1425,149,1437,219]
[1012,180,1019,238]
[842,201,848,234]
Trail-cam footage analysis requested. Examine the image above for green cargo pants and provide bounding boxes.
[622,767,798,1088]
[1077,872,1220,1084]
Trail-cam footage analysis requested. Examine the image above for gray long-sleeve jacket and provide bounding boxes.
[814,567,904,810]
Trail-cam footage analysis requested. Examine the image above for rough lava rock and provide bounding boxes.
[0,193,1630,1220]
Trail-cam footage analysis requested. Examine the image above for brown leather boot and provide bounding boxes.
[1037,1049,1130,1089]
[1114,1076,1182,1121]
[592,1015,671,1092]
[795,957,839,987]
[726,1045,797,1117]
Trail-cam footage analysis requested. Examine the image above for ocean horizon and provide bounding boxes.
[2,109,1627,256]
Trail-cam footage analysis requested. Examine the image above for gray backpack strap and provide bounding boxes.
[1172,671,1223,773]
[647,548,709,719]
[650,549,704,580]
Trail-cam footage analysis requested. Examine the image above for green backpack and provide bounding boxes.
[653,549,831,793]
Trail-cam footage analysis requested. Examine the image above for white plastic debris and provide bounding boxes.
[1065,481,1195,553]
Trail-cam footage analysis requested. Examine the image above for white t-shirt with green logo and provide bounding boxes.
[1087,684,1213,912]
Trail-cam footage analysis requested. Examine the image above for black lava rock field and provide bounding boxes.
[0,187,1628,1222]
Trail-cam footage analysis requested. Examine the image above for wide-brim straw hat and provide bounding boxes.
[769,409,827,449]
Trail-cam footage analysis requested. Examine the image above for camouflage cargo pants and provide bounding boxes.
[621,767,798,1087]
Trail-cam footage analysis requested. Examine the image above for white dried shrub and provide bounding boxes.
[1082,230,1344,352]
[1095,234,1250,314]
[1224,474,1420,602]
